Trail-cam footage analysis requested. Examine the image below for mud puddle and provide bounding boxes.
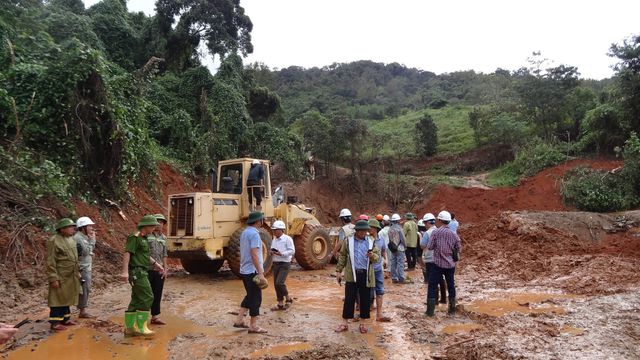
[441,323,483,334]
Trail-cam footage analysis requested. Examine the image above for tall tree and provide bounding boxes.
[155,0,253,70]
[609,34,640,132]
[415,114,438,157]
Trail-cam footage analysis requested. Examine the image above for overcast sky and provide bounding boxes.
[84,0,639,79]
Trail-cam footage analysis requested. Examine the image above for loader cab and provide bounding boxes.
[217,158,274,220]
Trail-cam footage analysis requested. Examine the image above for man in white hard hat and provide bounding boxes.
[247,159,264,211]
[426,211,461,317]
[270,220,295,311]
[387,214,407,284]
[332,208,354,259]
[420,213,447,302]
[74,216,97,318]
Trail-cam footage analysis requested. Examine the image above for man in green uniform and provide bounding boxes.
[148,214,169,325]
[47,218,81,331]
[403,213,419,270]
[119,215,164,337]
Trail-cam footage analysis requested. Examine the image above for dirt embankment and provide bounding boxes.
[419,159,622,223]
[0,162,203,311]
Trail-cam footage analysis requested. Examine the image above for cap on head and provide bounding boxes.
[368,219,381,229]
[138,215,159,229]
[437,211,452,222]
[271,220,286,230]
[339,208,352,218]
[75,216,95,228]
[354,219,371,231]
[252,159,261,165]
[417,219,425,227]
[405,213,414,220]
[375,214,383,221]
[247,211,265,224]
[391,213,401,222]
[55,218,76,230]
[423,213,436,222]
[154,213,167,223]
[383,214,390,221]
[358,214,369,221]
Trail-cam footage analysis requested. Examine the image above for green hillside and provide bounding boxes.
[369,106,474,157]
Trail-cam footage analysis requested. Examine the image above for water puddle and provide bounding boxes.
[466,293,577,317]
[248,342,313,358]
[441,323,483,334]
[560,325,585,335]
[6,313,216,360]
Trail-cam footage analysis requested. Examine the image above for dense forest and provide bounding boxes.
[1,0,640,220]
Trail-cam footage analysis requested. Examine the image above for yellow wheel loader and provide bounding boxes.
[166,158,336,276]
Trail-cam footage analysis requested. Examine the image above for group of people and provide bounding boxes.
[233,207,462,335]
[43,213,169,337]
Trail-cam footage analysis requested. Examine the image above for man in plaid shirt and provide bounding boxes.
[426,210,461,316]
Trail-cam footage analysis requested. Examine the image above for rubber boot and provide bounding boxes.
[135,310,155,336]
[447,297,456,315]
[124,312,138,337]
[425,298,436,317]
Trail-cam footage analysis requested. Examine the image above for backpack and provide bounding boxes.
[387,227,400,253]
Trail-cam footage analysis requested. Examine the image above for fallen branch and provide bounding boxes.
[105,199,127,220]
[444,338,474,349]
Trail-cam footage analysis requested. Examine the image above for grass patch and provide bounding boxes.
[368,105,475,157]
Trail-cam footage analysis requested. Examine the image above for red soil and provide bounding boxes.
[418,159,622,223]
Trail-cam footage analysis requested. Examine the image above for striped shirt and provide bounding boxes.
[427,225,461,269]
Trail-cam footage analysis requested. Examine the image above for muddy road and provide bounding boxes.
[3,257,639,359]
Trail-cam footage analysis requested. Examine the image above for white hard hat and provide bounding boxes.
[382,214,390,221]
[423,213,436,222]
[391,213,401,221]
[271,220,286,230]
[437,211,452,222]
[76,216,95,228]
[339,208,352,217]
[252,159,261,165]
[417,219,425,226]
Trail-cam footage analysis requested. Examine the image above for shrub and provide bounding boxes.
[487,140,568,186]
[561,167,636,212]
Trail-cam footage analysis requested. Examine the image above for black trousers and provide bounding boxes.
[49,306,70,324]
[247,180,262,206]
[272,262,290,301]
[428,265,456,300]
[148,270,165,316]
[424,263,447,300]
[406,247,418,269]
[241,273,262,317]
[342,269,371,320]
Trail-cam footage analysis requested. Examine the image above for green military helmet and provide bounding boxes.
[354,219,370,231]
[55,218,76,230]
[138,215,159,229]
[154,213,167,223]
[405,213,414,220]
[368,219,381,230]
[247,211,265,224]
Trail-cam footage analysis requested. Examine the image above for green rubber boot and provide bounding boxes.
[135,310,155,336]
[448,297,456,315]
[425,298,436,317]
[124,312,138,337]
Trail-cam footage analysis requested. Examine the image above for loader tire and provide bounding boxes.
[180,259,224,274]
[294,224,332,270]
[227,227,273,278]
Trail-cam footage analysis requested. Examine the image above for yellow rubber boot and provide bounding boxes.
[124,312,138,337]
[135,311,155,336]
